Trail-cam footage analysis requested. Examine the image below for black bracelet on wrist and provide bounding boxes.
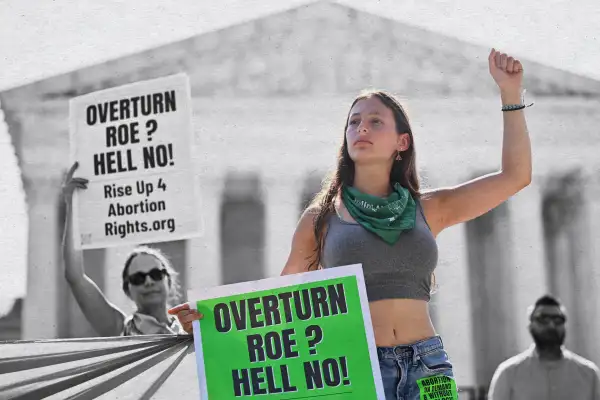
[502,104,526,112]
[502,89,534,112]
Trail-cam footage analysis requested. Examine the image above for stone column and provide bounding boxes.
[584,173,600,367]
[220,172,266,284]
[22,175,62,339]
[433,223,477,387]
[420,168,477,387]
[465,191,519,386]
[263,173,303,278]
[542,170,596,362]
[507,180,547,350]
[187,173,224,292]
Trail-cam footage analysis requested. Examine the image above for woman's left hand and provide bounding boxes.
[168,303,203,334]
[488,48,523,93]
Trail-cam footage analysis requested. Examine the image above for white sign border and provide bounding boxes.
[187,264,385,400]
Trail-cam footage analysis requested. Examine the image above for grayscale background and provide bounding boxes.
[1,0,598,397]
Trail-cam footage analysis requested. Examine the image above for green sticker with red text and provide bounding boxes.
[417,375,458,399]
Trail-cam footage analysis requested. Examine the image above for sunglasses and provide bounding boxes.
[535,315,566,326]
[126,268,168,286]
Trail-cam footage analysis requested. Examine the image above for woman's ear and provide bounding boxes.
[397,133,411,152]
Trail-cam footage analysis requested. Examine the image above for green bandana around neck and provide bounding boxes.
[341,182,417,245]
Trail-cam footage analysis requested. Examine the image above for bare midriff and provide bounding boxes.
[368,298,436,347]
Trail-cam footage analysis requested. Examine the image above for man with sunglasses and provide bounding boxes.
[488,294,600,399]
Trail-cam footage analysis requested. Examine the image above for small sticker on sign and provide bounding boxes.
[417,375,458,400]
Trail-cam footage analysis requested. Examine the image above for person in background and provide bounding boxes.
[62,162,186,336]
[488,294,600,399]
[170,48,532,399]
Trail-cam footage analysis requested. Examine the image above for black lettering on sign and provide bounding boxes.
[103,220,148,238]
[322,359,341,387]
[230,299,247,331]
[141,94,152,116]
[293,289,313,321]
[264,331,283,360]
[119,98,131,120]
[262,295,281,325]
[143,144,174,169]
[264,367,283,394]
[145,119,158,141]
[282,328,299,358]
[104,183,132,198]
[246,334,264,363]
[280,365,297,393]
[215,284,349,335]
[214,303,232,333]
[418,375,457,400]
[304,357,350,390]
[164,90,177,112]
[304,360,324,390]
[305,325,324,356]
[310,286,330,317]
[110,100,118,121]
[135,180,154,197]
[105,122,140,147]
[248,297,264,328]
[93,150,137,176]
[328,283,348,315]
[250,368,267,395]
[130,96,140,116]
[232,369,251,396]
[85,91,177,126]
[246,329,298,363]
[86,105,97,126]
[232,366,296,396]
[278,292,294,323]
[339,356,350,385]
[107,200,166,217]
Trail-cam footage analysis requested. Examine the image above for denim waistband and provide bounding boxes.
[377,335,444,361]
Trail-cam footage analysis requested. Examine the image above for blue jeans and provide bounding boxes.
[378,335,456,400]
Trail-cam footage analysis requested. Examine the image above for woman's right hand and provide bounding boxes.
[62,162,89,205]
[168,303,204,334]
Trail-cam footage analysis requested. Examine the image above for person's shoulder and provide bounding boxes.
[564,349,600,374]
[298,203,334,226]
[495,348,534,373]
[303,204,322,216]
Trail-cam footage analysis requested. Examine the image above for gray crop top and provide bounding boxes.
[321,199,438,302]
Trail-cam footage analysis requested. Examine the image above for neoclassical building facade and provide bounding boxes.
[2,1,600,390]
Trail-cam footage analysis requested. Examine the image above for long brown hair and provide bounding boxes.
[306,90,421,271]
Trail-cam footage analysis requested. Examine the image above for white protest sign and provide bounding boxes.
[69,73,201,249]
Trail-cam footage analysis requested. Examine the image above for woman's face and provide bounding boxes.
[125,254,170,309]
[345,96,409,165]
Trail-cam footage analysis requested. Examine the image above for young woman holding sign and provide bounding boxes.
[62,162,186,336]
[170,48,532,398]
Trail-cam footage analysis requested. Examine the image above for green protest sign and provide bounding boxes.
[417,375,458,400]
[188,264,384,399]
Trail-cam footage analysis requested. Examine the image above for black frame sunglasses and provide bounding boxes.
[126,268,168,286]
[534,315,566,326]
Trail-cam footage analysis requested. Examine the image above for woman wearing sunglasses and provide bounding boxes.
[61,162,186,336]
